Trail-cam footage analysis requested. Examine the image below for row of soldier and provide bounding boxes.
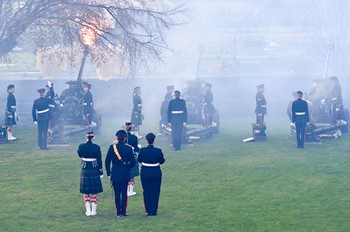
[255,76,345,148]
[78,129,165,217]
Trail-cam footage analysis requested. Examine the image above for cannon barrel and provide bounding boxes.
[77,45,89,83]
[62,123,97,137]
[313,124,341,135]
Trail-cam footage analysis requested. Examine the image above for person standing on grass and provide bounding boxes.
[255,84,267,124]
[124,122,140,196]
[131,86,143,139]
[5,84,17,141]
[292,91,310,149]
[32,81,55,150]
[105,130,136,217]
[138,133,165,216]
[77,131,103,216]
[167,90,187,151]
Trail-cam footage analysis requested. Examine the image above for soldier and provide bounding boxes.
[131,86,143,139]
[45,82,58,129]
[203,82,215,127]
[83,82,94,125]
[124,122,140,196]
[329,76,344,123]
[159,85,174,133]
[32,82,55,150]
[5,84,17,141]
[138,133,165,216]
[292,91,310,149]
[105,130,136,217]
[77,131,103,216]
[167,90,187,151]
[255,84,267,124]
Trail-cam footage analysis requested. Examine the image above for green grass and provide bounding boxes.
[1,117,350,232]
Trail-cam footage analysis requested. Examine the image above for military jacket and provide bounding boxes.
[292,98,310,124]
[167,98,187,124]
[138,145,165,178]
[105,141,136,182]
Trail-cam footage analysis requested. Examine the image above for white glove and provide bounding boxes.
[34,121,38,125]
[47,81,52,88]
[321,99,326,105]
[183,122,187,126]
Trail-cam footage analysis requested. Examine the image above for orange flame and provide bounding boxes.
[80,25,97,46]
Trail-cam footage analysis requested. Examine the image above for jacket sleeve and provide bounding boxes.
[129,148,136,168]
[183,100,187,123]
[105,146,112,176]
[32,102,37,122]
[96,145,103,170]
[159,149,166,165]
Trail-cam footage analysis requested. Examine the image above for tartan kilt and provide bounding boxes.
[130,161,140,179]
[131,111,142,126]
[80,168,103,194]
[5,112,16,126]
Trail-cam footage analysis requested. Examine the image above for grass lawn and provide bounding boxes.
[1,116,350,232]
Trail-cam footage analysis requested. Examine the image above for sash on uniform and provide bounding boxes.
[113,144,122,160]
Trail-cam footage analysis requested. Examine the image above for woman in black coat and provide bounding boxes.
[138,133,165,216]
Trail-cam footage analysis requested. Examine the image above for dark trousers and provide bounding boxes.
[295,122,306,148]
[256,114,264,124]
[141,175,162,215]
[171,122,183,149]
[112,181,128,215]
[38,120,49,149]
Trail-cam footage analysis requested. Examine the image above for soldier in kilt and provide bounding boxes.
[124,122,140,196]
[131,86,143,139]
[5,84,17,141]
[77,131,103,216]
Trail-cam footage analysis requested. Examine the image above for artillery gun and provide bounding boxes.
[161,79,219,141]
[304,78,349,142]
[48,46,101,144]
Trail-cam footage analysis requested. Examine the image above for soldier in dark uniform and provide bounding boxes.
[124,122,140,196]
[83,82,94,125]
[329,76,344,123]
[105,130,136,217]
[32,82,55,150]
[131,86,143,139]
[45,81,58,129]
[203,82,215,126]
[5,84,17,141]
[77,131,103,216]
[159,85,174,133]
[255,84,267,124]
[167,90,187,151]
[292,91,310,149]
[138,133,165,216]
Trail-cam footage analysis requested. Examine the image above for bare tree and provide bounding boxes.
[0,0,185,76]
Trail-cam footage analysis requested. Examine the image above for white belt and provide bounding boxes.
[11,106,16,108]
[37,109,49,114]
[83,103,93,106]
[172,111,184,114]
[332,97,337,101]
[295,112,306,115]
[142,162,160,167]
[82,158,97,162]
[137,104,142,106]
[49,104,55,107]
[260,105,267,107]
